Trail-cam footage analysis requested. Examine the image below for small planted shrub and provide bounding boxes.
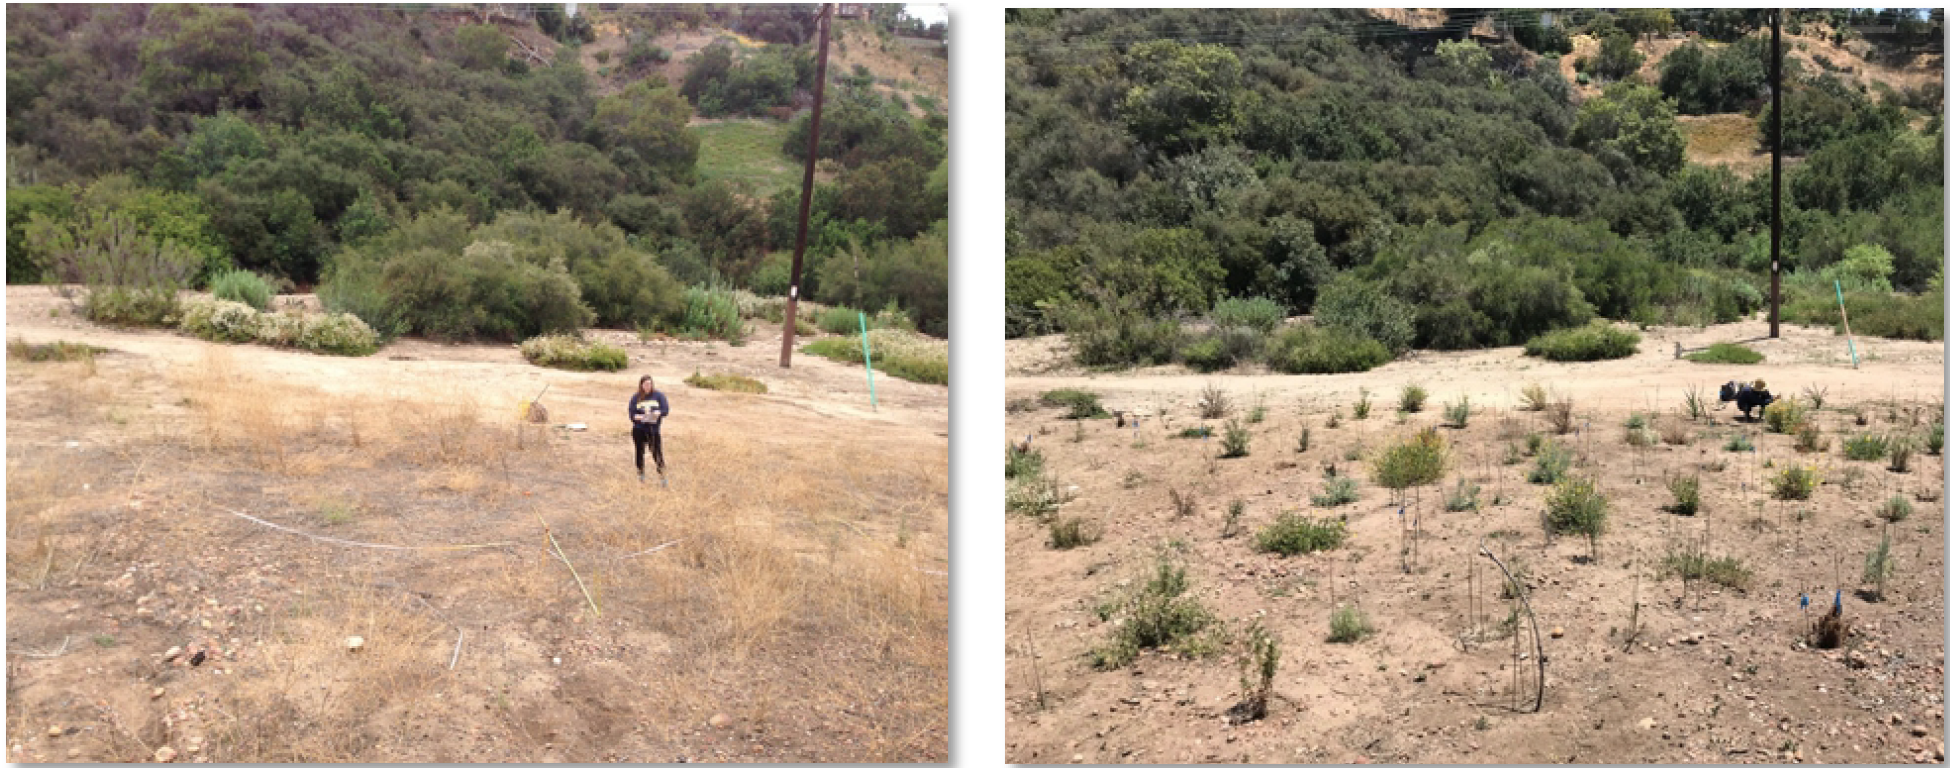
[1795,421,1830,453]
[1863,527,1895,601]
[1770,464,1818,500]
[1091,558,1215,669]
[1681,384,1707,420]
[1399,384,1428,413]
[209,269,273,311]
[1040,388,1107,419]
[1801,384,1828,410]
[1660,420,1693,446]
[1353,387,1373,419]
[1004,443,1044,480]
[1927,421,1944,455]
[1842,433,1890,461]
[1528,441,1573,484]
[1662,549,1753,590]
[1177,426,1213,439]
[684,371,767,393]
[1199,381,1233,419]
[1220,419,1251,458]
[1233,620,1279,723]
[1878,495,1914,523]
[1543,476,1608,561]
[520,334,628,371]
[1371,428,1448,492]
[1006,474,1070,517]
[1684,343,1764,364]
[1665,474,1701,515]
[1523,321,1640,362]
[1520,383,1550,412]
[1545,397,1576,435]
[1444,397,1472,428]
[1765,397,1808,434]
[1222,500,1245,538]
[1297,425,1312,453]
[1048,516,1101,549]
[1255,512,1349,556]
[1725,433,1755,452]
[1625,424,1656,448]
[1312,476,1359,508]
[1888,437,1915,473]
[1444,478,1481,512]
[1169,487,1196,518]
[1327,605,1372,643]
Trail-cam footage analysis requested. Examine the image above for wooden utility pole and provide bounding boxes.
[780,3,834,368]
[1769,8,1783,339]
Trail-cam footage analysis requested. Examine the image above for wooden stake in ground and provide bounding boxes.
[535,512,600,617]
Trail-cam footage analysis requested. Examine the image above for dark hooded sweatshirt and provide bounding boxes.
[628,391,670,433]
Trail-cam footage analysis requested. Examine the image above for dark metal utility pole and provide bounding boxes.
[780,3,833,368]
[1769,8,1783,339]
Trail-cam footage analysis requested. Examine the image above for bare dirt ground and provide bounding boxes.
[1005,318,1945,764]
[6,286,947,762]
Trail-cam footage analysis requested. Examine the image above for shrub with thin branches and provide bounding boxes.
[1312,476,1359,508]
[1770,465,1818,500]
[1444,397,1472,428]
[1544,476,1608,561]
[1327,605,1372,643]
[1520,383,1550,412]
[1843,433,1890,461]
[1255,513,1349,555]
[1399,384,1428,413]
[1220,418,1251,458]
[1199,381,1233,419]
[1878,495,1913,522]
[1665,474,1701,515]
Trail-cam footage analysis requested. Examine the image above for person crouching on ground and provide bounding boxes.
[629,375,669,482]
[1736,379,1775,419]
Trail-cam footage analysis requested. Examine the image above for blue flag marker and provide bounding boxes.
[1800,593,1809,611]
[1834,590,1843,613]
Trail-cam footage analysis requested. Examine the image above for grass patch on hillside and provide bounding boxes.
[1685,342,1765,364]
[694,119,798,193]
[7,338,107,362]
[802,328,947,385]
[685,371,768,394]
[519,334,628,371]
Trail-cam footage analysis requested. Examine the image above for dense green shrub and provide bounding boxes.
[1313,277,1414,354]
[380,241,594,342]
[209,269,272,311]
[1523,321,1641,362]
[1685,343,1764,364]
[1209,296,1285,333]
[520,334,629,371]
[1264,325,1392,374]
[179,299,261,343]
[1039,388,1107,419]
[1052,298,1183,369]
[1255,513,1349,556]
[679,285,746,343]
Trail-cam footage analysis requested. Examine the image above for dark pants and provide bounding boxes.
[633,428,664,473]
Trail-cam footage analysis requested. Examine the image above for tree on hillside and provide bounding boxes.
[593,82,700,190]
[1586,32,1646,81]
[453,24,509,71]
[1617,8,1676,39]
[1571,82,1685,179]
[138,5,269,114]
[1119,40,1246,154]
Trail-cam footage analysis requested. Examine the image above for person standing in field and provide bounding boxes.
[629,375,670,483]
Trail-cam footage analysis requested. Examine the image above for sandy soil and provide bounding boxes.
[1004,319,1945,764]
[5,286,948,762]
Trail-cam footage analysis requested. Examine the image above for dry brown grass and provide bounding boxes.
[9,344,947,761]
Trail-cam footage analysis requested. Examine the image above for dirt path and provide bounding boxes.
[6,287,946,443]
[1008,318,1943,418]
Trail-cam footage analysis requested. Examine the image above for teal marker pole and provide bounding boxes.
[1834,280,1858,369]
[859,311,878,411]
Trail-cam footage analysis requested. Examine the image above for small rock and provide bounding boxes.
[1893,713,1907,726]
[154,746,176,762]
[1551,626,1565,639]
[708,713,730,728]
[45,727,61,738]
[345,636,364,652]
[1911,724,1930,738]
[150,687,165,700]
[552,657,562,666]
[162,646,182,662]
[1639,717,1657,730]
[1071,754,1084,764]
[66,748,79,759]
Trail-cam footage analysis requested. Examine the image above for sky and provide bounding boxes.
[904,3,948,28]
